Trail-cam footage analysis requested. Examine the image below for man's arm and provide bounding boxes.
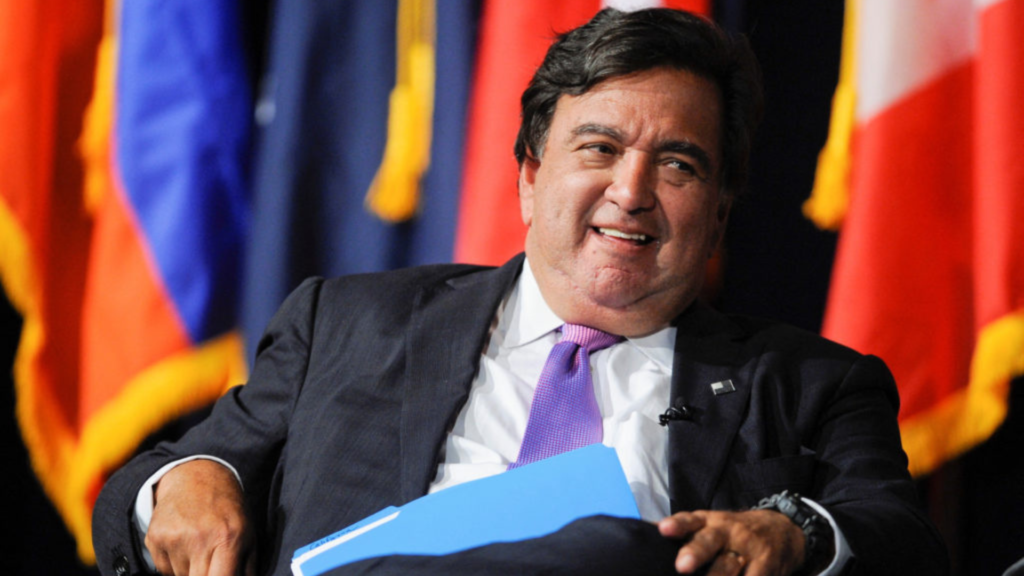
[93,278,324,576]
[809,355,948,575]
[655,352,945,576]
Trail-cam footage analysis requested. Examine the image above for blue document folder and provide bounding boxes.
[291,444,640,576]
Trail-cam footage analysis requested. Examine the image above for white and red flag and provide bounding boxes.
[807,0,1024,476]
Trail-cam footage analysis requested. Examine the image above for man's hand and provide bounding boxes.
[145,459,255,576]
[657,509,805,576]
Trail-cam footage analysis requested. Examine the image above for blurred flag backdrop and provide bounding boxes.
[807,0,1024,476]
[0,0,709,561]
[0,0,251,561]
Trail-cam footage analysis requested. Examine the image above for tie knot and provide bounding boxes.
[560,323,623,352]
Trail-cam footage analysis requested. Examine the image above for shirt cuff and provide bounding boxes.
[133,455,243,571]
[801,497,852,576]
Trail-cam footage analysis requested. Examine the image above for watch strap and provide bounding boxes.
[752,491,836,575]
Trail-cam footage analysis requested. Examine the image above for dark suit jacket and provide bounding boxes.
[93,254,947,576]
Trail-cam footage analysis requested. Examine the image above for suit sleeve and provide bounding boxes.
[92,277,324,576]
[811,355,949,576]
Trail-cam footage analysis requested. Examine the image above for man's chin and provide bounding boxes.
[583,271,661,308]
[578,288,669,328]
[580,276,695,330]
[583,289,646,312]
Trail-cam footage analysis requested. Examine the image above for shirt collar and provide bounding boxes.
[504,259,676,372]
[502,258,563,348]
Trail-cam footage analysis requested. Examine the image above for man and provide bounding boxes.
[94,8,947,576]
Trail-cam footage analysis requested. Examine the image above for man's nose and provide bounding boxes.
[606,154,656,212]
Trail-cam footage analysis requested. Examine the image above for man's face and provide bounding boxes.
[519,67,728,337]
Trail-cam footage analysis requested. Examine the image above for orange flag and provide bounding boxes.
[0,1,107,557]
[807,0,1024,476]
[0,0,249,561]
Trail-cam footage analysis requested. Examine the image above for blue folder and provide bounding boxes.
[291,444,640,576]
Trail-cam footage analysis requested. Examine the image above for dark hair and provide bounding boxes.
[514,8,763,197]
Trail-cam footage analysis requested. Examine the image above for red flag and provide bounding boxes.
[807,0,1024,476]
[454,0,708,266]
[0,1,106,558]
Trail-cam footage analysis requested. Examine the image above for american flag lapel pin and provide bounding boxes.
[710,379,736,395]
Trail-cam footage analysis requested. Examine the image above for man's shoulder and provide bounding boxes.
[736,314,859,357]
[697,307,898,403]
[694,304,868,367]
[303,256,523,322]
[321,261,499,296]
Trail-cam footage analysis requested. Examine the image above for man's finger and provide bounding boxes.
[167,552,189,576]
[187,550,212,576]
[706,549,746,576]
[657,511,706,538]
[207,546,242,576]
[150,549,173,576]
[674,526,728,573]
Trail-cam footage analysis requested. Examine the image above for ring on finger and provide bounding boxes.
[724,550,745,564]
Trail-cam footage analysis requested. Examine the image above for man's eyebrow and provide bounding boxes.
[568,123,625,142]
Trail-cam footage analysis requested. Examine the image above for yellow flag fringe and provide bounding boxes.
[365,0,436,222]
[900,311,1024,477]
[78,33,117,215]
[804,0,858,231]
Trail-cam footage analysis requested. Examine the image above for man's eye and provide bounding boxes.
[664,159,697,176]
[660,159,706,186]
[583,143,615,155]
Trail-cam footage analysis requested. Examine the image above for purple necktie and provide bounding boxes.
[509,324,623,469]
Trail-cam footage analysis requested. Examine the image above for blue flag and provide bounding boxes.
[243,0,478,358]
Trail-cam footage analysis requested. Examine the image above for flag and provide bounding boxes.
[0,0,251,561]
[453,0,709,266]
[242,0,478,355]
[807,0,1024,476]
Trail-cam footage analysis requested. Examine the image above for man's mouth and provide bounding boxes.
[596,227,654,245]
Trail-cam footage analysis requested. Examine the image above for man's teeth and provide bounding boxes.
[598,228,648,242]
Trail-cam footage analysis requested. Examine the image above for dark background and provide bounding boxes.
[2,2,1020,574]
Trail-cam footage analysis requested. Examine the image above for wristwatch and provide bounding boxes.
[752,491,836,575]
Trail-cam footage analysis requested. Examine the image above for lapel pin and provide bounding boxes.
[710,379,736,396]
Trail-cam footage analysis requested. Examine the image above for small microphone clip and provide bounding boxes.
[658,399,692,426]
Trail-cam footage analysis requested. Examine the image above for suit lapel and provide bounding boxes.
[666,303,758,512]
[399,254,525,502]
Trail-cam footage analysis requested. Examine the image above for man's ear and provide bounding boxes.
[717,193,732,224]
[518,154,541,227]
[710,193,732,256]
